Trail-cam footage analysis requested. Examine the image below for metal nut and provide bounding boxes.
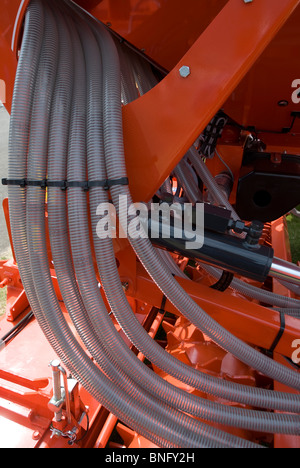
[179,66,191,78]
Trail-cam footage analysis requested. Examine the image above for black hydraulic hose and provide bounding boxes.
[0,311,34,346]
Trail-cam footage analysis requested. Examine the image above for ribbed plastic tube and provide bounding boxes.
[83,8,300,396]
[280,280,300,297]
[201,264,300,310]
[68,7,271,448]
[7,0,300,448]
[65,6,300,437]
[7,0,69,361]
[43,0,264,448]
[67,1,300,422]
[188,147,241,221]
[117,41,140,105]
[68,0,300,416]
[8,0,243,449]
[131,50,159,95]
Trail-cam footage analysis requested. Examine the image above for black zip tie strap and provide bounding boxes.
[2,177,129,192]
[210,270,234,292]
[159,294,167,314]
[268,311,286,356]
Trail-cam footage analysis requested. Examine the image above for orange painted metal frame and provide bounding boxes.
[122,0,300,202]
[0,0,300,449]
[0,0,30,112]
[122,259,299,359]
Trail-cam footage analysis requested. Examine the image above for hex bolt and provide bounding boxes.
[179,66,191,78]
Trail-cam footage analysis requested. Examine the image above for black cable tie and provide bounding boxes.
[210,271,234,292]
[159,294,167,314]
[2,178,27,188]
[268,311,286,356]
[2,177,129,192]
[103,177,129,191]
[26,179,48,189]
[47,180,68,190]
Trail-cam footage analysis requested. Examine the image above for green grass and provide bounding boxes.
[0,287,6,317]
[286,206,300,264]
[0,250,12,317]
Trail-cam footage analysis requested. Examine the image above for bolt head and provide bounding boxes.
[179,66,191,78]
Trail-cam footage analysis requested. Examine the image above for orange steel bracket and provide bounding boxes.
[126,263,300,359]
[0,0,30,113]
[123,0,300,203]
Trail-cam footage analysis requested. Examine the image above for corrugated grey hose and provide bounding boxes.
[8,0,269,449]
[67,0,297,432]
[66,0,300,437]
[58,1,274,446]
[77,5,300,394]
[67,0,299,418]
[201,264,300,313]
[9,0,237,449]
[56,2,244,449]
[7,0,300,447]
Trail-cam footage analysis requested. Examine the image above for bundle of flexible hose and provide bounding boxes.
[73,4,300,394]
[57,3,232,448]
[10,0,173,448]
[8,0,275,448]
[62,5,300,442]
[9,0,250,449]
[188,147,241,221]
[51,0,296,447]
[63,7,300,443]
[7,0,300,448]
[68,0,300,413]
[50,2,300,438]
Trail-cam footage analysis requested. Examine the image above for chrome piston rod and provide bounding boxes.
[269,257,300,287]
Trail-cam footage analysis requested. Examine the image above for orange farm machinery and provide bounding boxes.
[0,0,300,450]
